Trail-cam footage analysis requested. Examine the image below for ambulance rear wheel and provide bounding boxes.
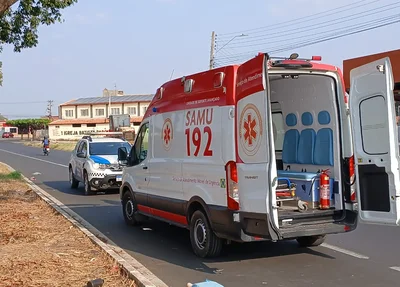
[296,235,326,247]
[189,210,222,258]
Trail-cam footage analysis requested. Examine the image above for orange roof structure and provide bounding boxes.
[343,49,400,92]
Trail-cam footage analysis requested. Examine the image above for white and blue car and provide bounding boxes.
[68,136,132,195]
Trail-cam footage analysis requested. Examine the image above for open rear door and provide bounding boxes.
[349,57,400,226]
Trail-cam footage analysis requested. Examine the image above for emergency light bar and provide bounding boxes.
[260,52,322,62]
[82,131,126,142]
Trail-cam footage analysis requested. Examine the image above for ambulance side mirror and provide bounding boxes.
[118,147,128,165]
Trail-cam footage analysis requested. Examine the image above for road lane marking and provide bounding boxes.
[390,266,400,272]
[0,148,68,168]
[321,243,369,259]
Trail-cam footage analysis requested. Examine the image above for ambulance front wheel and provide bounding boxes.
[122,191,141,226]
[296,235,326,247]
[189,210,223,258]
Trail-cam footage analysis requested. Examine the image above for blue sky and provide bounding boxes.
[0,0,399,119]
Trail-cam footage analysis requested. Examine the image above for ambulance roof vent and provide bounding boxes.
[213,72,225,88]
[156,87,164,100]
[184,78,194,93]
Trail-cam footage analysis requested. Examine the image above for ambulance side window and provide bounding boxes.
[272,112,285,151]
[131,123,149,165]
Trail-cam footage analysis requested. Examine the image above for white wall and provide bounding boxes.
[60,101,152,119]
[49,123,110,140]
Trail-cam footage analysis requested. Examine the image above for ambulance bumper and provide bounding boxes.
[238,210,358,240]
[209,208,358,242]
[208,208,272,242]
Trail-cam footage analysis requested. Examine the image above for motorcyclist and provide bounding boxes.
[42,136,50,150]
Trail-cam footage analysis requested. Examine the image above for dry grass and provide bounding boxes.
[0,164,136,287]
[22,141,77,152]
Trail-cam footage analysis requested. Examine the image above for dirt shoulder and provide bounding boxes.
[0,163,136,287]
[21,141,77,152]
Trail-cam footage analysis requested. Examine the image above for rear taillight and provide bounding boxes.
[226,161,239,210]
[349,155,356,202]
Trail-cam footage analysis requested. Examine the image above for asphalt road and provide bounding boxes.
[1,140,399,287]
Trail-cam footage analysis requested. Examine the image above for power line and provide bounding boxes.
[215,16,400,67]
[217,1,400,48]
[216,0,379,38]
[0,101,50,104]
[216,13,399,62]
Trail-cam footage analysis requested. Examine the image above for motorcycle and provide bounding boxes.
[43,145,50,156]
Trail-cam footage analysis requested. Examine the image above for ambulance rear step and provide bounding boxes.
[279,220,345,239]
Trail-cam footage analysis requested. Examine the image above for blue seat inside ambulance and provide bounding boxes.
[282,113,299,164]
[277,111,334,180]
[314,110,334,166]
[297,112,316,165]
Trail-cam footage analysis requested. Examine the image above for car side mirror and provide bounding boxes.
[118,147,128,163]
[77,152,86,158]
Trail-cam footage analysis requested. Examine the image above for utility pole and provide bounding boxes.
[46,100,53,119]
[209,31,216,70]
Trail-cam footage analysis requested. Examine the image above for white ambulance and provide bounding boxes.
[117,53,400,258]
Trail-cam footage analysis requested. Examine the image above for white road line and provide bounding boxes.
[0,148,68,168]
[321,243,369,259]
[390,266,400,272]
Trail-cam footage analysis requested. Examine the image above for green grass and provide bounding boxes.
[0,171,23,180]
[22,141,77,152]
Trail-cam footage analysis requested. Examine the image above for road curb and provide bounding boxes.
[2,162,168,287]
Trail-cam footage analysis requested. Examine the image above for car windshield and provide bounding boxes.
[89,142,131,156]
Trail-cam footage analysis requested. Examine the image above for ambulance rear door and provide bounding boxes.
[349,57,400,226]
[235,53,280,238]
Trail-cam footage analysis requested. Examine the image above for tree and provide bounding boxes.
[0,0,77,86]
[6,118,50,139]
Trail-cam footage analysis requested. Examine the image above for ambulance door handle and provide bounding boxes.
[143,166,148,170]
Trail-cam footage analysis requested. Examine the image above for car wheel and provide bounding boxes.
[69,167,79,189]
[122,191,141,226]
[297,235,326,247]
[83,171,95,196]
[189,210,222,258]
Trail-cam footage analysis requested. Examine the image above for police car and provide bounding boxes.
[68,134,132,195]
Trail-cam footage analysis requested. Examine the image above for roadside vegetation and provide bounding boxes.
[22,140,77,152]
[0,163,135,287]
[0,170,21,180]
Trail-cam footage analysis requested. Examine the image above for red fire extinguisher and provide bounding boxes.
[319,169,330,210]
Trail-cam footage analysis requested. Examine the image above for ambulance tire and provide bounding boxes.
[189,210,222,258]
[296,235,326,247]
[122,191,141,226]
